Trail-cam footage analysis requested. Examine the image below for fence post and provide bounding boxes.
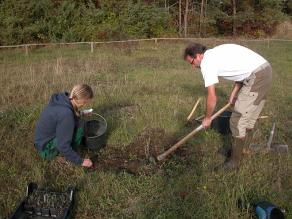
[154,38,158,50]
[91,42,94,53]
[25,45,28,55]
[267,39,270,49]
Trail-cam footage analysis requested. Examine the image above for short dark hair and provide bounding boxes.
[184,43,207,60]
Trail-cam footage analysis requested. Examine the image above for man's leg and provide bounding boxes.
[223,72,259,169]
[242,101,265,155]
[223,117,246,170]
[242,128,255,155]
[224,65,272,169]
[243,65,272,153]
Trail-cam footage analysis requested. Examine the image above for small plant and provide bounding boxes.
[24,190,70,217]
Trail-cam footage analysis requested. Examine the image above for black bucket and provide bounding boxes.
[84,113,107,150]
[255,201,285,219]
[211,110,232,135]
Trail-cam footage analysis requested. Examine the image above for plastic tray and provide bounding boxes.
[9,183,75,219]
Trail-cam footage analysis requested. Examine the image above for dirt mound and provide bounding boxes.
[126,127,176,158]
[90,128,177,175]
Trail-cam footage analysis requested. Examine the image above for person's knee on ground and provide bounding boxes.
[35,84,94,168]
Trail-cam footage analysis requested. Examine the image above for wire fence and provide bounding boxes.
[0,37,291,55]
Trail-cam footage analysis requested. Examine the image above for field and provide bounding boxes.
[0,39,291,218]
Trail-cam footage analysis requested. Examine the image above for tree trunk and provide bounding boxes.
[204,0,208,36]
[232,0,237,36]
[184,0,189,37]
[199,0,205,37]
[179,0,182,36]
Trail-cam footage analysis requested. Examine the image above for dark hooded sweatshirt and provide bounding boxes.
[34,92,83,165]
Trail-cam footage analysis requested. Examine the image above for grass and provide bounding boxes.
[0,39,291,218]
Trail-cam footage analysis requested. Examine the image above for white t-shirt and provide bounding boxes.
[200,44,268,87]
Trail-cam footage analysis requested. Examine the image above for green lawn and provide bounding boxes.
[0,40,291,218]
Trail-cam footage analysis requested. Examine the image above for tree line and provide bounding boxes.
[0,0,291,45]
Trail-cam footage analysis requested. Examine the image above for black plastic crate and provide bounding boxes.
[9,183,75,219]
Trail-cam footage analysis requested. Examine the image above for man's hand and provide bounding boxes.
[202,116,212,128]
[229,94,237,105]
[229,82,242,105]
[82,158,93,168]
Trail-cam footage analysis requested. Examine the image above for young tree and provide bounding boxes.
[184,0,189,37]
[232,0,236,36]
[179,0,182,36]
[199,0,206,36]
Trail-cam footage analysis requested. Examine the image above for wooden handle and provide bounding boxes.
[157,103,231,161]
[157,125,204,161]
[187,97,201,121]
[195,114,267,121]
[210,103,231,120]
[258,115,268,119]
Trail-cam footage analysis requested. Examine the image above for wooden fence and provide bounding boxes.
[0,38,291,55]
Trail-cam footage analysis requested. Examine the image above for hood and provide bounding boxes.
[48,92,73,110]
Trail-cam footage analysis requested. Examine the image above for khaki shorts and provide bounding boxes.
[230,63,272,137]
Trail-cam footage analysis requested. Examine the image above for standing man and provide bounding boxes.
[184,43,272,170]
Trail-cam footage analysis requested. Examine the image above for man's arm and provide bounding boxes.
[229,82,243,105]
[202,85,217,128]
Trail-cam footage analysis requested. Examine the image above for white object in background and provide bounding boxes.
[81,108,93,115]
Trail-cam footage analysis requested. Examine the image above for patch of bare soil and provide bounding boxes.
[90,128,178,175]
[125,127,176,158]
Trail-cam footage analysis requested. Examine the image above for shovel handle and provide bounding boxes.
[157,103,231,161]
[210,103,231,120]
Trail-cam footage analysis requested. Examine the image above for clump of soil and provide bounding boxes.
[90,128,178,175]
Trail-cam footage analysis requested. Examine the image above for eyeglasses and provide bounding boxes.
[190,57,195,65]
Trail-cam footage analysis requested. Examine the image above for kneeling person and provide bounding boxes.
[34,84,93,167]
